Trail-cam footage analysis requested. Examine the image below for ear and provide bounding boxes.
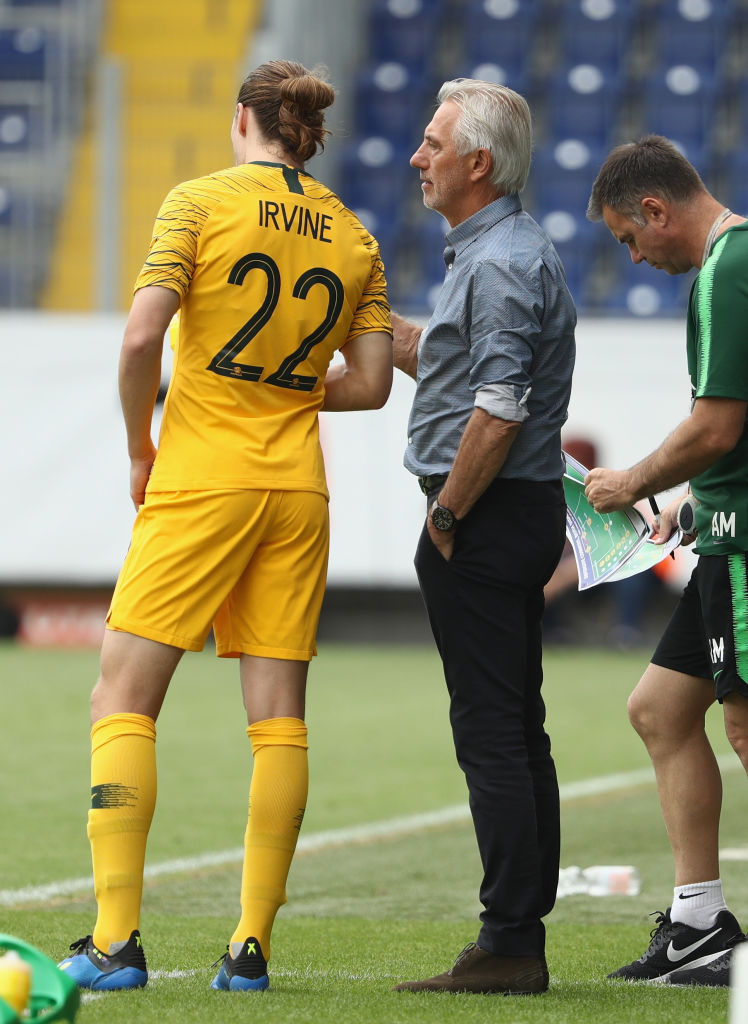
[640,195,668,225]
[234,103,249,138]
[470,148,493,183]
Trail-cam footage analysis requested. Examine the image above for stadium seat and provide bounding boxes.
[718,147,748,212]
[337,136,412,226]
[640,65,717,172]
[538,210,601,305]
[0,103,42,152]
[557,0,636,78]
[354,62,430,145]
[545,64,622,148]
[367,0,445,68]
[412,213,449,286]
[0,26,54,82]
[354,207,402,281]
[0,182,35,226]
[530,139,603,220]
[603,245,694,315]
[463,0,541,78]
[723,75,748,163]
[456,59,529,97]
[652,0,732,80]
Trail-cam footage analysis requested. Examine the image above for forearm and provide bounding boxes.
[585,397,747,512]
[119,345,162,458]
[437,408,521,520]
[627,399,745,501]
[626,427,708,500]
[321,331,392,411]
[390,311,421,380]
[322,366,387,410]
[118,285,179,459]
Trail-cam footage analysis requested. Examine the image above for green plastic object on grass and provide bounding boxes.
[0,936,79,1023]
[0,998,20,1024]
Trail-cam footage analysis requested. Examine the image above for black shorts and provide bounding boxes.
[652,553,748,702]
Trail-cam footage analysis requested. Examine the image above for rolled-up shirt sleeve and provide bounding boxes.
[475,382,532,421]
[468,257,544,419]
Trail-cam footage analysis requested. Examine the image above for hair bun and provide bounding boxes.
[280,72,335,113]
[236,60,335,163]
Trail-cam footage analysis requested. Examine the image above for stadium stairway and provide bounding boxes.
[42,0,261,311]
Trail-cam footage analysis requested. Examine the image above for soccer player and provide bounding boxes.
[57,59,392,993]
[585,135,748,987]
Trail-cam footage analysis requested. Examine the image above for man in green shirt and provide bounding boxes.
[584,135,748,988]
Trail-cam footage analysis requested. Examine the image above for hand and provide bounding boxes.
[584,468,635,513]
[390,311,421,379]
[650,496,680,545]
[652,493,697,547]
[426,515,455,561]
[129,445,156,510]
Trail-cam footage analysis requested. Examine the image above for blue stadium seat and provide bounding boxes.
[463,0,541,78]
[334,157,401,290]
[538,210,601,305]
[0,26,54,81]
[412,213,449,287]
[640,65,716,171]
[557,0,636,78]
[719,148,748,212]
[354,62,430,145]
[652,0,732,80]
[337,136,412,224]
[0,182,35,226]
[545,64,622,148]
[358,209,402,280]
[724,76,748,167]
[530,140,603,220]
[0,103,42,152]
[456,59,529,96]
[603,245,694,315]
[367,0,445,68]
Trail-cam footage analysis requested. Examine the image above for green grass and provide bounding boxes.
[1,641,744,1023]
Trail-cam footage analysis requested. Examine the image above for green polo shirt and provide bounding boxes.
[688,222,748,554]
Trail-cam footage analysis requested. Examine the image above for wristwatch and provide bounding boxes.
[677,494,698,535]
[430,500,457,532]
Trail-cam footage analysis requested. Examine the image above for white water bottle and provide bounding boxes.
[581,865,641,896]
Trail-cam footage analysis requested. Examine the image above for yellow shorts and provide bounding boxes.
[107,489,329,659]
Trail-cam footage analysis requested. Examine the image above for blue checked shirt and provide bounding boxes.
[405,194,576,481]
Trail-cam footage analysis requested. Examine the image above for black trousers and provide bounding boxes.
[415,477,566,957]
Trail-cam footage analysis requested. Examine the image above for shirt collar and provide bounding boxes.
[443,194,523,265]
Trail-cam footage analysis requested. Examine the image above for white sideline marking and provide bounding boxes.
[79,965,380,998]
[1,754,740,908]
[721,847,748,861]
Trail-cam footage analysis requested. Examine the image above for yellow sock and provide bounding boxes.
[231,717,308,961]
[87,713,157,953]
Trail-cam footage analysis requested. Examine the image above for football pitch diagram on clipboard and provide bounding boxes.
[562,452,681,591]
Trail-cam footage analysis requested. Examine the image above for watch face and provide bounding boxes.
[677,496,696,533]
[431,504,456,531]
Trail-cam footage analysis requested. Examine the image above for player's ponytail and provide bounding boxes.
[237,60,335,163]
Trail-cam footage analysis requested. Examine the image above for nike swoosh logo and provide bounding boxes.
[678,891,707,899]
[667,929,721,963]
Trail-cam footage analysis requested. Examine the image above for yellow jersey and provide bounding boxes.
[134,161,391,497]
